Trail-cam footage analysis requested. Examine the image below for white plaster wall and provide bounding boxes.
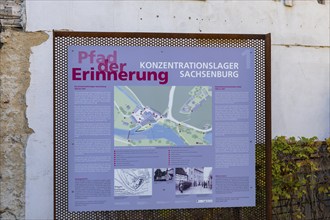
[25,34,53,220]
[272,45,329,138]
[25,1,329,219]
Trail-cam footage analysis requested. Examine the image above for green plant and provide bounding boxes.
[272,136,330,220]
[326,137,330,153]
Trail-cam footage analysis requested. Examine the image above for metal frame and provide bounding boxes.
[53,31,271,220]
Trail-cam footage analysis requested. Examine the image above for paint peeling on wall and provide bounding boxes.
[0,29,48,219]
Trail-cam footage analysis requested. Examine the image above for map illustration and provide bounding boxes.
[114,168,152,196]
[114,86,212,147]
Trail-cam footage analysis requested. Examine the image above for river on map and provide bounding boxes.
[204,132,212,145]
[114,124,186,146]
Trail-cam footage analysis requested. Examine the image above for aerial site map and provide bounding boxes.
[114,86,212,147]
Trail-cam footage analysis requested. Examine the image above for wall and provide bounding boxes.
[0,0,25,29]
[16,0,330,219]
[0,30,48,219]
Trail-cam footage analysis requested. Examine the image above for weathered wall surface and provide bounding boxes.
[0,0,327,219]
[0,0,25,29]
[25,1,330,139]
[0,29,48,219]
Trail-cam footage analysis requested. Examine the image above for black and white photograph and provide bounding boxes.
[154,168,174,182]
[175,167,213,195]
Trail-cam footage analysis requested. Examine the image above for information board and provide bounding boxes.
[54,32,271,219]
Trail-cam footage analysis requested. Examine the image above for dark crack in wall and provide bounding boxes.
[0,29,48,220]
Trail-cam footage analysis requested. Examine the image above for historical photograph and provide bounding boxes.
[154,168,174,182]
[175,167,213,195]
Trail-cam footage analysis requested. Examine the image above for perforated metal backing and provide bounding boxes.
[54,32,271,220]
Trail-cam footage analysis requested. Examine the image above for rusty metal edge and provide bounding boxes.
[53,31,266,40]
[53,29,57,220]
[265,33,272,220]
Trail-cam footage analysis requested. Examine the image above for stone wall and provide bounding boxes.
[0,29,48,219]
[0,0,25,29]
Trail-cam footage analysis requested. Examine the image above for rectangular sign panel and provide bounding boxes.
[67,46,255,211]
